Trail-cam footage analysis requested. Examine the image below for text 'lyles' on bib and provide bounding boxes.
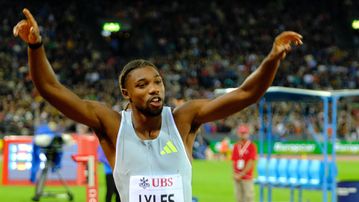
[129,174,184,202]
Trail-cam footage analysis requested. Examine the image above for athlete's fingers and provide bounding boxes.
[23,8,39,30]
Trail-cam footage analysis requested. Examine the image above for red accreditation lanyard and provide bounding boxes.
[237,140,250,158]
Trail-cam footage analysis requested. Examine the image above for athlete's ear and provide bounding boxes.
[122,89,129,100]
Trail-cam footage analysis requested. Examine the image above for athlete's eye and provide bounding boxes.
[136,82,147,89]
[155,79,162,84]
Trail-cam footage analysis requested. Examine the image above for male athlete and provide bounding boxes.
[14,8,302,202]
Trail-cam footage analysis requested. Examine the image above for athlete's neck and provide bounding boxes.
[131,109,162,140]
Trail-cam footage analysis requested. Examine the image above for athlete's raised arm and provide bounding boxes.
[177,31,303,126]
[13,8,119,133]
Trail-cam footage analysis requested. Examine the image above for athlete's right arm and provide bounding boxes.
[13,8,117,131]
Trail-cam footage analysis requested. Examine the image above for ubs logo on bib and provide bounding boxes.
[152,177,174,188]
[139,177,174,189]
[139,177,150,189]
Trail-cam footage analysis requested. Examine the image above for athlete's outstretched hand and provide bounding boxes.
[13,8,42,44]
[270,31,303,60]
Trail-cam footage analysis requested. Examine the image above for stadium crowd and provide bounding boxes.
[1,0,358,141]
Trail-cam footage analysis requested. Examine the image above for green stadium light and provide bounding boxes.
[352,19,359,30]
[103,22,121,32]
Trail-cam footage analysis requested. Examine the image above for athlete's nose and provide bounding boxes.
[149,83,160,95]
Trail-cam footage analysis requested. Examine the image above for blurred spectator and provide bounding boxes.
[231,124,257,202]
[98,146,121,202]
[192,133,210,160]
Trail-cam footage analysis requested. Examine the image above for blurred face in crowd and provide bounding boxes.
[123,66,165,116]
[237,125,250,140]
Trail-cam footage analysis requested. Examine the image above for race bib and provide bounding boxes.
[129,174,184,202]
[237,160,245,170]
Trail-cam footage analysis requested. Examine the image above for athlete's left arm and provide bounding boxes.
[191,31,302,125]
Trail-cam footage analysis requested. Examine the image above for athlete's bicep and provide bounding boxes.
[42,84,111,130]
[193,89,254,124]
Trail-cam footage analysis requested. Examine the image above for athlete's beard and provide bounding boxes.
[136,103,163,117]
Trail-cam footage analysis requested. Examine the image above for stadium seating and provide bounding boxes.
[277,158,289,186]
[256,157,268,184]
[298,159,310,185]
[288,159,300,186]
[2,1,358,140]
[256,157,336,190]
[267,158,279,185]
[308,160,324,186]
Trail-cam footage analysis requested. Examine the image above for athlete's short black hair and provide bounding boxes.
[119,59,158,90]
